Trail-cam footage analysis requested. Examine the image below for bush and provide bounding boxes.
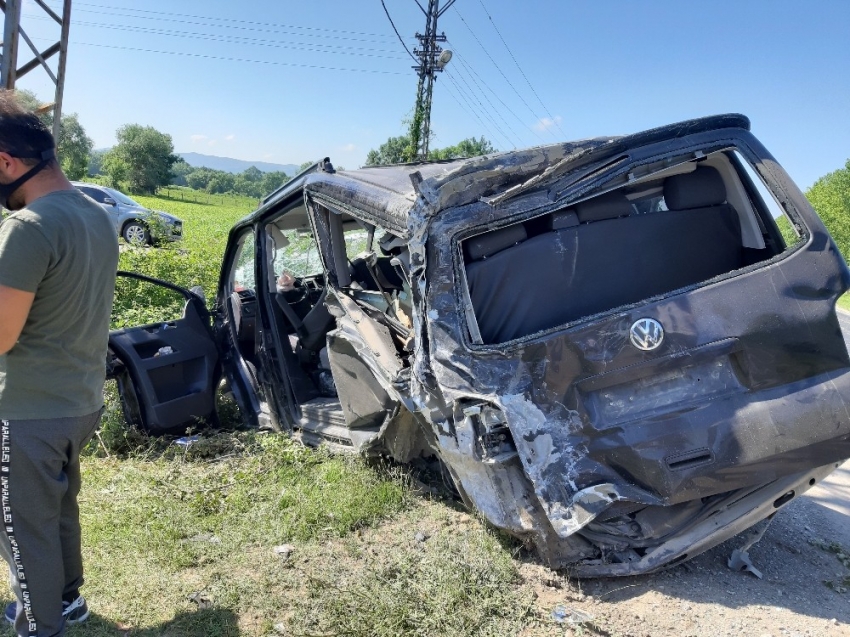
[806,159,850,258]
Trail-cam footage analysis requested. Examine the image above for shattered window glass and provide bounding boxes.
[232,231,256,292]
[734,151,803,250]
[274,231,322,278]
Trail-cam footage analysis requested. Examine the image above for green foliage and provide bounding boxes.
[406,97,426,162]
[169,157,193,186]
[110,192,255,329]
[366,132,496,166]
[104,124,178,194]
[88,148,106,177]
[12,89,50,125]
[366,134,414,166]
[807,158,850,258]
[431,136,497,160]
[13,89,93,180]
[180,164,290,199]
[56,113,94,180]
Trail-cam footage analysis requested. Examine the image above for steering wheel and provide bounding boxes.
[280,277,309,304]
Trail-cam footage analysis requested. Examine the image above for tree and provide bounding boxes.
[13,89,50,125]
[206,172,236,194]
[13,89,93,180]
[365,134,496,166]
[170,158,193,186]
[431,136,496,160]
[365,135,413,166]
[807,159,850,258]
[101,152,127,187]
[185,167,217,191]
[242,165,263,182]
[261,171,290,196]
[56,114,94,180]
[88,149,107,177]
[103,124,178,193]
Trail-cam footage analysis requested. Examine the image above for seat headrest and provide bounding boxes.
[664,166,727,210]
[551,209,579,230]
[466,224,527,261]
[575,191,633,223]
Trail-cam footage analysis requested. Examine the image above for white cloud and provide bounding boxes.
[340,143,356,152]
[207,139,217,147]
[263,153,274,159]
[225,134,236,141]
[190,134,208,143]
[533,115,563,132]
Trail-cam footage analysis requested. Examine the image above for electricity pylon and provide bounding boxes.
[1,0,73,142]
[408,0,455,160]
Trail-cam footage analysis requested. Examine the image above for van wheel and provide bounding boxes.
[123,221,149,245]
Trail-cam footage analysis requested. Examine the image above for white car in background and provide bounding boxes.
[73,182,183,244]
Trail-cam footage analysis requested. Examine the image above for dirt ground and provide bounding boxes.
[519,461,850,637]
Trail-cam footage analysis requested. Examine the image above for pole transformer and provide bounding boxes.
[1,0,73,142]
[409,0,455,161]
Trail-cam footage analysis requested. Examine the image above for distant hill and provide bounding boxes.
[178,152,299,176]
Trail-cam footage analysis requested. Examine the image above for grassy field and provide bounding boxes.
[111,192,255,328]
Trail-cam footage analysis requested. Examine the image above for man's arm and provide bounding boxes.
[0,284,35,355]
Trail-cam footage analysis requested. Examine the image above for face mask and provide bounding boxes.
[0,149,55,210]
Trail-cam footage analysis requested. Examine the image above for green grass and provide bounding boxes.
[112,192,255,328]
[290,527,533,637]
[838,294,850,312]
[0,432,413,636]
[0,428,554,636]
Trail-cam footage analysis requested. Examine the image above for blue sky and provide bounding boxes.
[15,0,850,187]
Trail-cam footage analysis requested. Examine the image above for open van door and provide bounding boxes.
[108,271,221,435]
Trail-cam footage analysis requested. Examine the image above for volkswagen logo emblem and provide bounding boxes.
[630,318,664,351]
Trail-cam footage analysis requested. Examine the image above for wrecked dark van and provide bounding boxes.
[108,115,850,576]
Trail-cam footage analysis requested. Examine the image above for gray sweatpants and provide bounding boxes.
[0,410,102,637]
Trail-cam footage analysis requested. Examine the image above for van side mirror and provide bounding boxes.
[103,197,117,206]
[189,286,206,303]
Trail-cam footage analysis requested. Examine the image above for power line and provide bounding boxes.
[37,2,408,46]
[476,0,566,138]
[445,73,506,146]
[41,0,406,41]
[443,72,514,149]
[447,42,546,145]
[439,75,509,149]
[446,49,527,146]
[379,0,417,62]
[26,38,407,75]
[445,67,517,148]
[453,6,559,141]
[444,64,523,148]
[22,12,409,60]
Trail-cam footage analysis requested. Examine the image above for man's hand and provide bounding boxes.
[0,284,35,355]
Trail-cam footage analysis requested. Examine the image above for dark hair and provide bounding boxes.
[0,90,55,167]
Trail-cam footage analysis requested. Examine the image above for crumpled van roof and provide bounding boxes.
[302,114,750,238]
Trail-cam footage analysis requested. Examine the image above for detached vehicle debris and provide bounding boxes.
[108,115,850,576]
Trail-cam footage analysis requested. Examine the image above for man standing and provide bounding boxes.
[0,91,118,636]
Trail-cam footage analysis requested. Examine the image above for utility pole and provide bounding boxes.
[408,0,455,161]
[1,0,73,142]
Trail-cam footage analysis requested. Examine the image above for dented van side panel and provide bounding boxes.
[401,126,850,572]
